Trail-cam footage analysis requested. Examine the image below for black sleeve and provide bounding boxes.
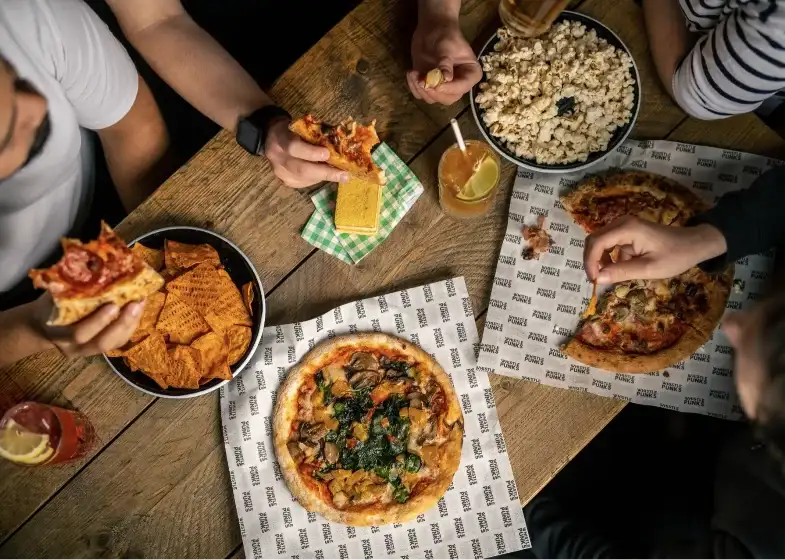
[688,166,785,272]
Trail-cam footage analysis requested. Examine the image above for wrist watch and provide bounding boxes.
[236,105,291,156]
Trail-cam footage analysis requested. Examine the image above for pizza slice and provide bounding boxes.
[290,114,386,185]
[563,269,730,373]
[561,171,709,233]
[29,222,164,326]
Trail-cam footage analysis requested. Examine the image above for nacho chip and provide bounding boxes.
[164,240,221,271]
[131,243,164,271]
[226,325,252,365]
[191,331,229,378]
[156,293,209,344]
[241,282,255,315]
[165,263,224,316]
[207,269,252,327]
[106,339,135,358]
[203,357,232,381]
[124,331,169,389]
[165,345,202,389]
[130,291,166,342]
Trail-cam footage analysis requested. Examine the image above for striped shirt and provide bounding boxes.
[674,0,785,120]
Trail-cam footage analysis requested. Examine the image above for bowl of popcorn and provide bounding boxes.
[471,12,641,173]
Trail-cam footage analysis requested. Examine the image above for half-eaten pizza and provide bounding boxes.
[559,171,732,373]
[274,333,463,526]
[290,115,386,185]
[29,222,164,326]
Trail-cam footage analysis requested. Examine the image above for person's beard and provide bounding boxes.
[15,78,51,167]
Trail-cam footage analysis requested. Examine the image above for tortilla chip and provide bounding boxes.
[156,293,210,344]
[124,331,170,389]
[207,269,252,327]
[165,345,202,389]
[164,240,221,271]
[131,243,164,271]
[208,358,233,381]
[226,325,252,365]
[241,282,255,315]
[165,263,224,316]
[191,331,229,377]
[130,291,166,342]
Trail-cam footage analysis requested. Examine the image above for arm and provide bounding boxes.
[106,0,271,132]
[651,0,785,119]
[642,0,699,100]
[106,0,347,188]
[0,302,53,368]
[97,75,170,211]
[689,166,785,270]
[584,167,785,283]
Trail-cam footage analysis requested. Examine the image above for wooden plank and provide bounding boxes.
[577,0,686,139]
[666,112,785,158]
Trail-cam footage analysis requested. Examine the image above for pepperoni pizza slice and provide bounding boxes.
[290,115,386,185]
[29,222,164,326]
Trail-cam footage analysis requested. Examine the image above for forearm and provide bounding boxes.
[100,77,170,212]
[123,12,272,131]
[690,167,785,269]
[418,0,461,24]
[642,0,698,98]
[0,303,53,368]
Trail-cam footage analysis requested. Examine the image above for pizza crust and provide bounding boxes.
[273,333,463,526]
[48,264,164,326]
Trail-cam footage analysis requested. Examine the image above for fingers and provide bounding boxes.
[276,161,349,188]
[436,57,455,83]
[583,216,641,281]
[89,301,145,354]
[407,70,438,104]
[286,137,330,162]
[69,303,122,345]
[437,61,482,97]
[595,258,657,285]
[408,61,481,105]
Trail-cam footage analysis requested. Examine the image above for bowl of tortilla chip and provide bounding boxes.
[103,226,265,398]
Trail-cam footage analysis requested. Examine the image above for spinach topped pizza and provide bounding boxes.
[273,334,463,526]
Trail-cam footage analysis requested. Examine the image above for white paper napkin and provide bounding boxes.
[221,277,531,558]
[478,140,780,419]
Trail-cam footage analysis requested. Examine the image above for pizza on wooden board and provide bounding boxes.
[273,333,463,526]
[289,115,386,185]
[559,171,732,373]
[29,222,164,326]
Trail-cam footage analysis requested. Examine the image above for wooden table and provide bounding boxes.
[1,0,783,557]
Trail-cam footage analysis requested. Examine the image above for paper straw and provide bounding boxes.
[450,118,467,153]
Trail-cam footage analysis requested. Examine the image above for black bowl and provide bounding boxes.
[470,11,642,173]
[104,226,265,399]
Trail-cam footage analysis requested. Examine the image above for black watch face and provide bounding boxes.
[237,119,262,155]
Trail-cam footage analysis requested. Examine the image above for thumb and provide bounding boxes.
[596,257,654,284]
[437,57,454,83]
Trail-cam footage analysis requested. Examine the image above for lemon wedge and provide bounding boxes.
[0,419,53,465]
[456,156,499,202]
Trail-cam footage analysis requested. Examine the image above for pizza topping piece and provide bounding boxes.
[522,215,553,260]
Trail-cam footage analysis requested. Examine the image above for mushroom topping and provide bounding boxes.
[300,422,328,442]
[324,362,348,383]
[324,442,339,464]
[407,391,425,409]
[347,352,379,372]
[348,369,381,389]
[612,305,630,321]
[287,442,304,463]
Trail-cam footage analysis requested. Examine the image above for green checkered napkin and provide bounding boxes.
[301,143,424,265]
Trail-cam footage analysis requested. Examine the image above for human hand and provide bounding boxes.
[264,118,349,188]
[583,216,727,284]
[33,294,146,358]
[407,17,481,105]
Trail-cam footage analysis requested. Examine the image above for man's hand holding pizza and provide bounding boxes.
[264,118,350,188]
[583,216,728,284]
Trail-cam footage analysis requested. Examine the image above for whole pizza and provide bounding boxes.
[559,171,733,373]
[273,334,464,526]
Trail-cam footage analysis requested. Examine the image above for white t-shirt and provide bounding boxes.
[0,0,138,292]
